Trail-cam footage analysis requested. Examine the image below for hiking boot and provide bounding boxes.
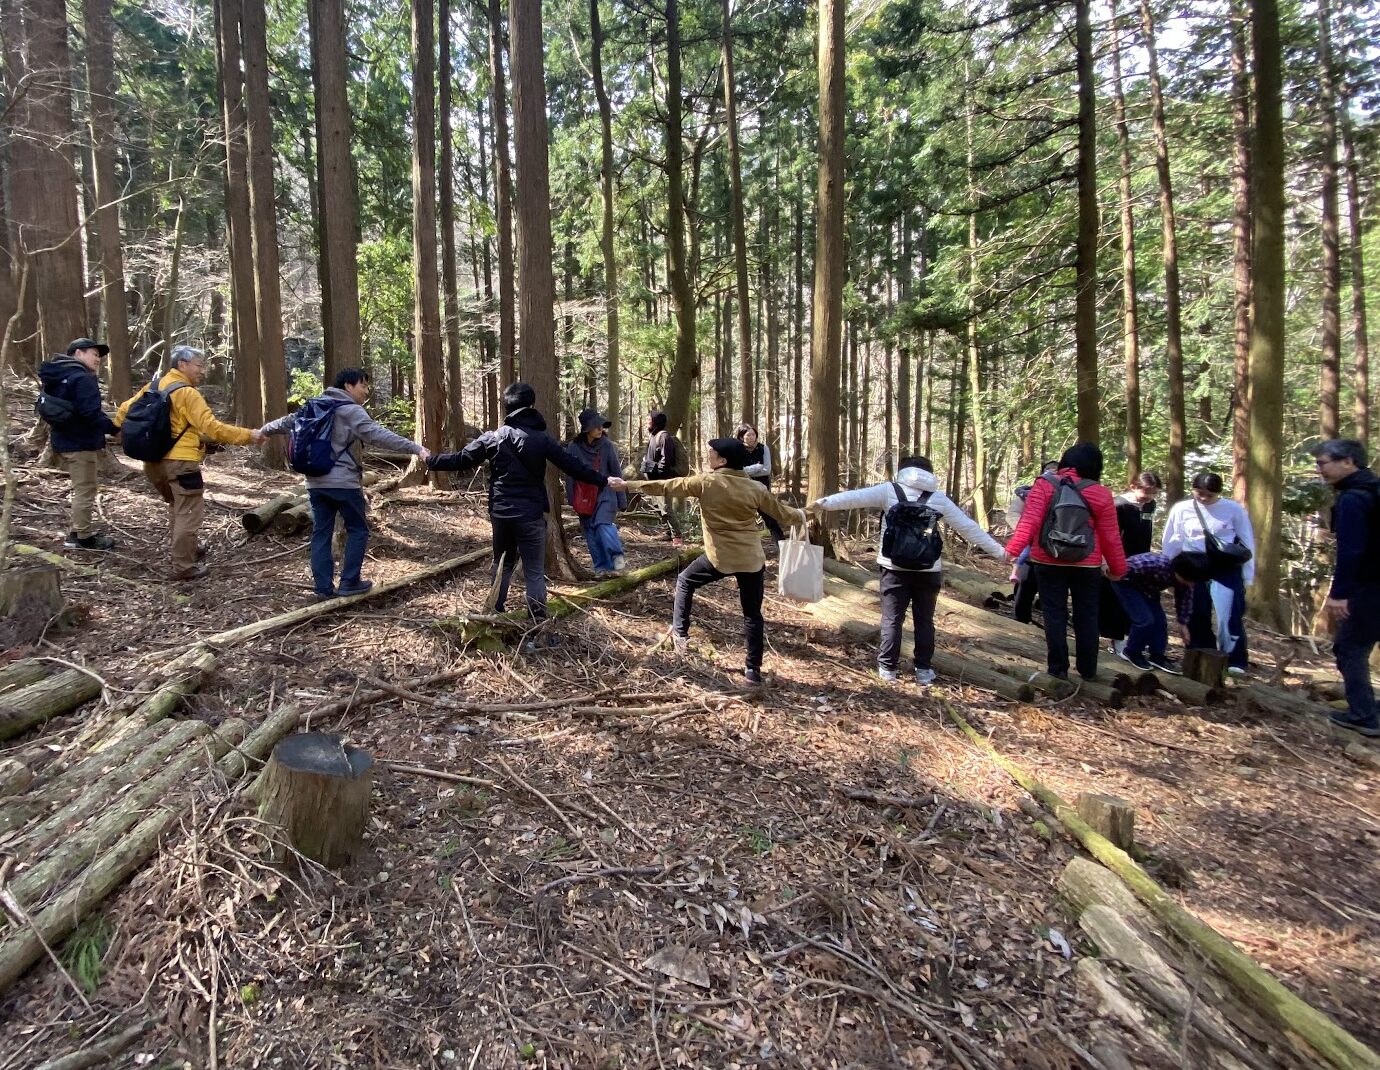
[174,563,208,582]
[336,579,374,597]
[1330,713,1380,738]
[1116,649,1153,671]
[1147,653,1182,675]
[313,589,337,602]
[744,667,764,686]
[877,666,899,683]
[65,532,115,551]
[670,631,690,655]
[915,668,937,686]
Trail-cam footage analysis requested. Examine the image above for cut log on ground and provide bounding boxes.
[253,732,374,868]
[0,758,32,797]
[0,669,102,742]
[10,544,189,603]
[242,488,306,533]
[0,659,49,694]
[32,1022,149,1070]
[0,562,64,647]
[943,697,1380,1070]
[1076,792,1136,852]
[220,703,301,781]
[928,650,1036,702]
[272,500,313,535]
[1185,648,1230,687]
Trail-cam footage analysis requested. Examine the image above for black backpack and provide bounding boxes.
[665,432,689,477]
[34,390,74,426]
[1038,473,1096,562]
[881,483,944,570]
[288,397,348,476]
[121,376,191,461]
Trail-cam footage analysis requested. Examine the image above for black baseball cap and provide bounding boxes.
[66,338,110,356]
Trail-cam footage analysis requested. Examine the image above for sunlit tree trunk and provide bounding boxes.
[1229,0,1251,500]
[1317,0,1341,440]
[721,0,752,424]
[1073,0,1098,443]
[487,0,516,382]
[1341,76,1370,446]
[1109,0,1141,480]
[438,0,465,446]
[661,0,698,438]
[589,0,620,438]
[410,0,446,475]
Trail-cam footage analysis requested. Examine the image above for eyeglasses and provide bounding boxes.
[1315,457,1340,469]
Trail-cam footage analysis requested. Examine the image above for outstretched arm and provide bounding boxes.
[626,475,706,499]
[932,493,1005,560]
[429,433,494,472]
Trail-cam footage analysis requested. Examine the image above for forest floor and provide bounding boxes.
[1,400,1378,1069]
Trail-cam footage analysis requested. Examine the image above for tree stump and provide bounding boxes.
[1184,648,1229,688]
[254,732,373,868]
[1075,792,1136,853]
[0,564,64,647]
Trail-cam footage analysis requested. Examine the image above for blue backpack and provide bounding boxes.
[289,397,347,476]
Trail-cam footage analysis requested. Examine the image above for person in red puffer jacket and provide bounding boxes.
[1005,443,1128,681]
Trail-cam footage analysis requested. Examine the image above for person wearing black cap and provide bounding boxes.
[38,338,120,550]
[428,381,617,620]
[565,408,628,577]
[626,437,807,685]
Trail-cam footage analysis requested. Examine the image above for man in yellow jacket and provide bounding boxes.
[115,346,264,581]
[626,436,806,685]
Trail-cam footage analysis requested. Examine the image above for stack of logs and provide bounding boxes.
[241,472,381,536]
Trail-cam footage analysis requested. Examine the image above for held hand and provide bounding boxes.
[607,476,628,490]
[249,429,266,446]
[1008,568,1021,584]
[1326,596,1350,622]
[417,446,432,463]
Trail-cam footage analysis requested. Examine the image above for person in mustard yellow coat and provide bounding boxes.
[115,346,265,581]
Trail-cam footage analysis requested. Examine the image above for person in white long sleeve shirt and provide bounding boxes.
[813,455,1007,685]
[1161,471,1255,674]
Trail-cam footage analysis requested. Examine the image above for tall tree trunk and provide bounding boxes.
[509,0,575,576]
[216,0,262,423]
[589,0,620,438]
[1316,0,1341,440]
[1109,0,1141,480]
[487,0,516,383]
[308,0,363,385]
[1141,0,1186,500]
[1229,0,1251,499]
[808,0,845,502]
[897,215,912,458]
[660,0,698,438]
[1342,77,1371,445]
[160,200,185,371]
[410,0,446,472]
[792,181,804,500]
[476,95,499,429]
[1246,0,1286,629]
[1073,0,1098,443]
[763,145,780,463]
[83,0,131,399]
[721,0,752,424]
[438,0,465,446]
[964,69,988,527]
[242,0,286,454]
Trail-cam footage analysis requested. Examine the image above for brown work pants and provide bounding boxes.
[54,450,100,537]
[144,459,204,577]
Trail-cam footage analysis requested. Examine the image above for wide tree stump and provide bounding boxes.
[0,563,65,647]
[1076,792,1136,853]
[1184,648,1229,687]
[254,732,373,868]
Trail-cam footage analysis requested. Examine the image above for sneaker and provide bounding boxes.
[612,554,627,572]
[670,631,690,654]
[66,532,115,550]
[877,666,899,683]
[915,668,937,686]
[1330,713,1380,738]
[1116,649,1153,671]
[744,667,763,686]
[1109,639,1126,657]
[1226,666,1247,679]
[174,563,208,582]
[1146,653,1182,675]
[336,580,374,597]
[593,569,612,579]
[313,589,337,602]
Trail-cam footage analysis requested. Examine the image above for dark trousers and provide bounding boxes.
[1099,576,1129,641]
[308,488,369,595]
[879,567,943,672]
[672,553,766,670]
[1334,584,1380,727]
[1034,564,1102,679]
[1013,568,1039,624]
[492,516,548,619]
[1112,582,1168,660]
[760,510,786,547]
[1188,565,1248,669]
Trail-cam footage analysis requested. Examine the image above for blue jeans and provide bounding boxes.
[579,517,625,572]
[1334,583,1380,727]
[1113,582,1168,660]
[1188,565,1248,669]
[308,488,369,594]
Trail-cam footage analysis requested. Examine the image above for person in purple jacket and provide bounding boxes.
[1111,552,1211,674]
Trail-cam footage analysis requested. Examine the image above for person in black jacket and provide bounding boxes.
[640,410,685,544]
[38,338,120,550]
[428,381,618,621]
[1100,470,1164,652]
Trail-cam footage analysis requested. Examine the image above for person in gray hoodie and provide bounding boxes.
[812,456,1007,685]
[260,368,430,599]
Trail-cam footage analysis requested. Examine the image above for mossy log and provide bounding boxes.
[220,703,300,782]
[32,1022,149,1070]
[253,732,374,868]
[969,647,1129,709]
[928,650,1035,702]
[22,720,174,820]
[0,659,48,694]
[1059,856,1153,922]
[0,721,244,997]
[444,548,701,650]
[88,646,219,752]
[1238,681,1345,725]
[1076,793,1136,852]
[0,669,102,742]
[943,698,1380,1070]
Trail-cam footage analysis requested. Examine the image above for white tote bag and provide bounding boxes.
[777,525,824,603]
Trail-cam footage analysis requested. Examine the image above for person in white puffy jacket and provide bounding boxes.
[813,455,1007,685]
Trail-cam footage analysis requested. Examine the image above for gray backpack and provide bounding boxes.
[1037,473,1096,562]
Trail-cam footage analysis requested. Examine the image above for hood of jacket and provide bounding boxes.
[321,386,356,405]
[1336,467,1380,494]
[895,466,939,494]
[39,356,91,383]
[505,407,548,433]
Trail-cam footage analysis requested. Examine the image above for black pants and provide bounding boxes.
[1098,576,1128,641]
[760,510,786,547]
[1335,583,1380,727]
[1013,567,1039,624]
[879,567,943,672]
[1034,563,1102,679]
[672,553,766,670]
[492,516,548,619]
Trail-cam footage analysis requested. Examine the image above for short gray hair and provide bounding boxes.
[1313,438,1368,468]
[170,345,206,367]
